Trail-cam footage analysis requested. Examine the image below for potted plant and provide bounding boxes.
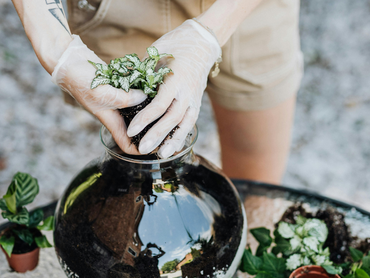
[0,172,54,273]
[89,46,174,149]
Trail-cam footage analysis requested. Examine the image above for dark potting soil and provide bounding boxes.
[119,97,179,150]
[3,227,41,254]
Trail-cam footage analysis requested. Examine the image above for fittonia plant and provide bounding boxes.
[89,46,173,98]
[89,46,175,150]
[277,216,341,274]
[239,216,343,277]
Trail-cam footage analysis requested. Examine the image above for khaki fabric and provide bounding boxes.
[66,0,302,111]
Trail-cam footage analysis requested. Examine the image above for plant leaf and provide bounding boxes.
[118,77,130,92]
[286,254,302,271]
[13,228,34,246]
[129,70,142,84]
[322,265,343,275]
[29,208,44,228]
[37,216,54,231]
[0,235,15,257]
[296,215,307,225]
[250,228,272,248]
[0,199,8,212]
[272,234,291,255]
[2,207,29,225]
[350,247,364,262]
[2,180,17,214]
[239,249,262,275]
[125,54,141,68]
[255,272,273,278]
[355,268,370,278]
[35,235,53,248]
[363,256,370,269]
[278,222,295,239]
[362,267,370,276]
[91,76,111,89]
[261,252,286,273]
[147,46,159,59]
[305,219,328,243]
[12,172,39,208]
[303,236,320,252]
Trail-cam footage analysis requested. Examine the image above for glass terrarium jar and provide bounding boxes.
[54,126,247,278]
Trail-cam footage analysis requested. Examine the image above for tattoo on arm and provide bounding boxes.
[45,0,70,34]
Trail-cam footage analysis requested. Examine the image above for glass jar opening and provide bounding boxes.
[100,125,198,164]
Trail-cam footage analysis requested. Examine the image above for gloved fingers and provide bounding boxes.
[87,87,147,112]
[138,99,188,154]
[95,109,141,155]
[157,107,199,159]
[52,35,147,114]
[126,81,176,137]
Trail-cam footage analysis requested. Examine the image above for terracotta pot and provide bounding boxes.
[1,246,40,273]
[290,265,341,278]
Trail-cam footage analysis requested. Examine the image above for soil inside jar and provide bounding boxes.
[119,97,179,150]
[2,227,41,254]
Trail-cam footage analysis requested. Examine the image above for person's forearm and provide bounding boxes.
[12,0,73,74]
[197,0,262,47]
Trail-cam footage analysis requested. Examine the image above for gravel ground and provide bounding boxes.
[1,0,370,276]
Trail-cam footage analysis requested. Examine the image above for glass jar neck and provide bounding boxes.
[100,125,198,171]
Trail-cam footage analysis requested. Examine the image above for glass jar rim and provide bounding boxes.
[100,125,198,164]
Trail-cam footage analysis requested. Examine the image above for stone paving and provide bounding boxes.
[0,0,370,276]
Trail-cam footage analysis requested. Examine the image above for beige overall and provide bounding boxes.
[67,0,303,111]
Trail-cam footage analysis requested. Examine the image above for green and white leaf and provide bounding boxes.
[0,235,15,257]
[147,46,159,59]
[322,265,343,275]
[118,77,130,92]
[91,76,111,89]
[296,215,307,225]
[312,254,327,266]
[303,236,320,252]
[125,54,141,68]
[145,59,157,71]
[2,207,29,225]
[35,235,53,248]
[290,235,302,250]
[278,222,295,239]
[286,254,302,270]
[305,219,328,243]
[129,70,142,84]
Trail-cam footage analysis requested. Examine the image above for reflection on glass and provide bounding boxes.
[54,127,246,278]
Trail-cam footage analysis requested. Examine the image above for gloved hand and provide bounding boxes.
[52,35,147,155]
[126,19,222,158]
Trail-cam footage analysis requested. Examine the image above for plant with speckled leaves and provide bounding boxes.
[89,46,173,98]
[239,216,343,277]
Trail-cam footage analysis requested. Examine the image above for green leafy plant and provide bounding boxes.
[0,172,54,257]
[89,46,173,98]
[239,216,342,277]
[338,248,370,278]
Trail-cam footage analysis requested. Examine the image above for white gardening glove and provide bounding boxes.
[126,19,222,158]
[52,35,147,155]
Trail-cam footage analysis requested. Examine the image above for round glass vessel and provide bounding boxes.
[54,126,247,278]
